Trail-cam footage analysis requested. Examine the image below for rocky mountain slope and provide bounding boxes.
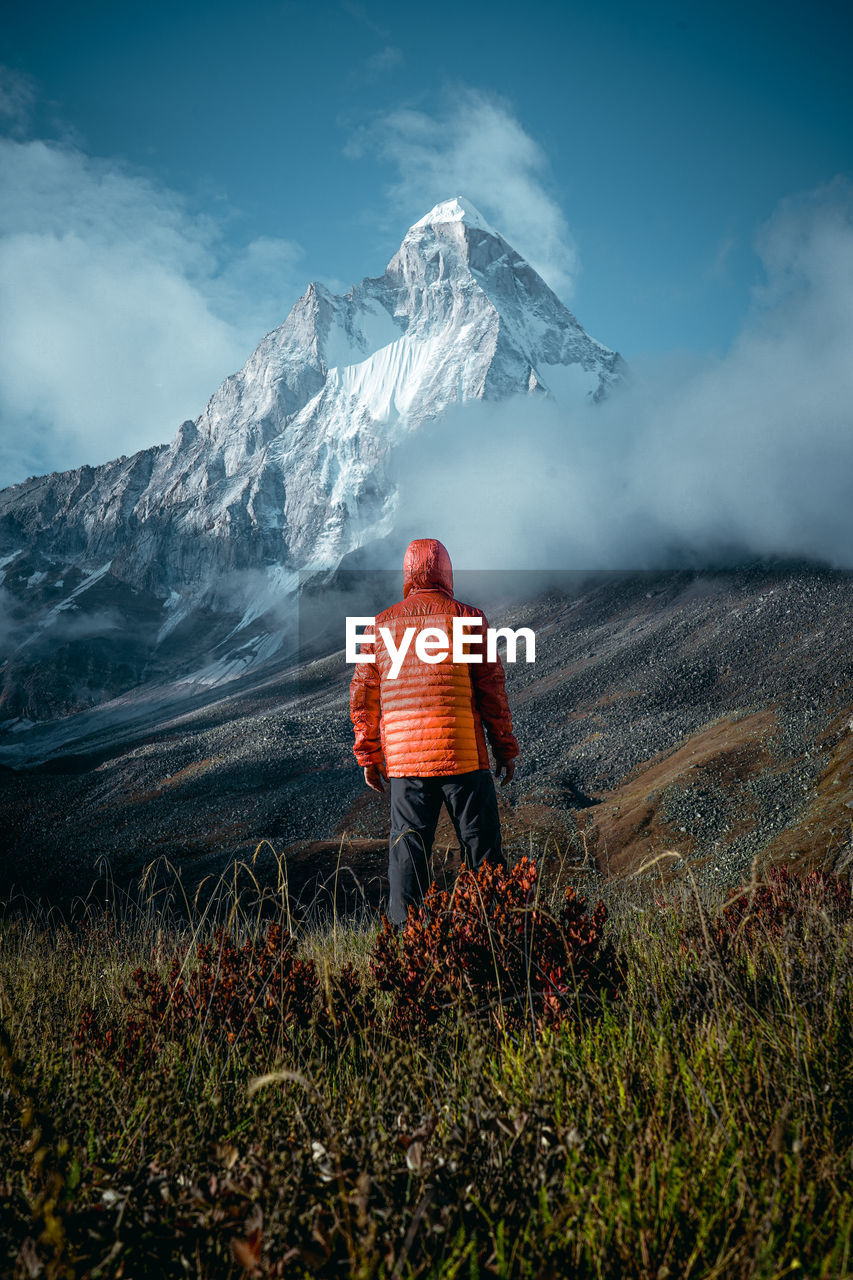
[2,563,850,912]
[0,197,624,725]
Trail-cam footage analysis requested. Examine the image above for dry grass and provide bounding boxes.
[0,848,851,1278]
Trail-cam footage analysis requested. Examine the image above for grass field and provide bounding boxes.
[1,849,851,1279]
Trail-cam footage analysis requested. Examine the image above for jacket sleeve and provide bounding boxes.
[469,611,520,763]
[350,658,384,767]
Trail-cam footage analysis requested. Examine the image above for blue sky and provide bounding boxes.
[1,0,852,486]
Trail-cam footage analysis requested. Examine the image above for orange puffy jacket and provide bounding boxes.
[350,538,520,777]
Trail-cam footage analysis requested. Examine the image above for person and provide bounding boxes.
[349,537,520,926]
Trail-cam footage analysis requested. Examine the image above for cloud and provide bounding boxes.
[705,234,736,281]
[341,1,392,41]
[348,88,578,297]
[0,135,305,489]
[362,46,405,78]
[345,45,405,90]
[391,179,853,571]
[0,66,35,136]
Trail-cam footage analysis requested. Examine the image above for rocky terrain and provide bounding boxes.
[0,203,849,915]
[1,561,851,915]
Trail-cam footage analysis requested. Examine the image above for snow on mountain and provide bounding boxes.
[0,197,625,721]
[409,195,498,234]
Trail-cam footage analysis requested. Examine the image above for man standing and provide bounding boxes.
[349,538,520,926]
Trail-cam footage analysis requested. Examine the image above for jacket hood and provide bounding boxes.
[402,538,453,598]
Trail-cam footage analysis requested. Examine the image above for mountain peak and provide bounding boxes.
[407,196,497,237]
[0,198,625,727]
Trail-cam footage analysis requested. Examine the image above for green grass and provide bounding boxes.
[0,853,851,1279]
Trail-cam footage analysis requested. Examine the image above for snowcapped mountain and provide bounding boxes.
[0,197,625,722]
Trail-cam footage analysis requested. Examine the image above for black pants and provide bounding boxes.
[387,769,506,926]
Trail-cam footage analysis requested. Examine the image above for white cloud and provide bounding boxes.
[392,179,853,570]
[349,88,578,297]
[0,137,304,488]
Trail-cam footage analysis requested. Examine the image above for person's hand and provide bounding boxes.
[494,758,516,787]
[364,763,387,793]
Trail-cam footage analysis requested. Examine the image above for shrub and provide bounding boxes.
[73,863,623,1070]
[369,856,624,1036]
[710,864,850,956]
[658,863,852,961]
[74,923,323,1072]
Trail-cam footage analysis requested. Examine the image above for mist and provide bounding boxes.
[390,180,853,572]
[349,86,578,298]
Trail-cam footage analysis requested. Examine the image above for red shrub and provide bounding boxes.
[73,865,628,1068]
[369,857,623,1035]
[656,864,852,959]
[75,922,321,1072]
[711,864,851,954]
